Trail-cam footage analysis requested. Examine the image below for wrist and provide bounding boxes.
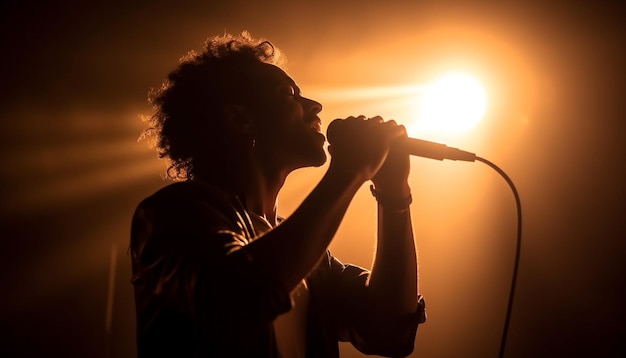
[370,184,412,211]
[370,180,411,198]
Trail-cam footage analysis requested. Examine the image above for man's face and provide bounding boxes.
[245,63,327,170]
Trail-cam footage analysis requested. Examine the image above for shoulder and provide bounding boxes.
[142,181,234,207]
[132,181,252,237]
[137,181,244,218]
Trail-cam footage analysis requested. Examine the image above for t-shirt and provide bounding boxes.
[130,181,424,357]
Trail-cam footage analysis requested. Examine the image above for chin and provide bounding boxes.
[310,151,328,167]
[293,147,327,170]
[285,135,327,169]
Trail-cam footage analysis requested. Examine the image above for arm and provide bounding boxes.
[368,182,419,317]
[245,163,365,291]
[365,116,419,317]
[359,120,423,355]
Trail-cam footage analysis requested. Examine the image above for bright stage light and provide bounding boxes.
[413,71,488,133]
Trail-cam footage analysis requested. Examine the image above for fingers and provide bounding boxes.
[328,115,407,158]
[339,115,396,128]
[344,115,383,122]
[330,115,406,144]
[367,116,406,141]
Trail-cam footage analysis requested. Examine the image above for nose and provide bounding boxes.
[303,96,322,115]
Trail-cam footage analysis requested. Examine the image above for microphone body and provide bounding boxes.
[326,119,476,162]
[400,137,476,162]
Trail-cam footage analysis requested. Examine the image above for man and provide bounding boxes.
[130,32,425,357]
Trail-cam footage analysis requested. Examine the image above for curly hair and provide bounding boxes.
[141,31,285,180]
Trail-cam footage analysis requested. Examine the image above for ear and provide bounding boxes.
[222,104,254,135]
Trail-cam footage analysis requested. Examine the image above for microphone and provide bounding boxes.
[400,137,476,162]
[327,119,476,162]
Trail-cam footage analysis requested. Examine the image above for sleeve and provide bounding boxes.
[130,183,292,339]
[311,252,426,357]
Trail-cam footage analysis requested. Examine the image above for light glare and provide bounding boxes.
[413,71,488,133]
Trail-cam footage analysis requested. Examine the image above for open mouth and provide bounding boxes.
[308,119,322,133]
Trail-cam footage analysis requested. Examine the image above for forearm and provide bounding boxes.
[367,189,419,316]
[245,163,365,292]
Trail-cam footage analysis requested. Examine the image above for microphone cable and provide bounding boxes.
[475,156,522,358]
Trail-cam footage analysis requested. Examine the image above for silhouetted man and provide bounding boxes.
[130,32,425,357]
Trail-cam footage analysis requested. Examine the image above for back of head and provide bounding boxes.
[142,31,285,181]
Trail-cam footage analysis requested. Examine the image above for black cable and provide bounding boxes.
[475,156,522,358]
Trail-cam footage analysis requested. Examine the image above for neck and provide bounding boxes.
[243,158,291,225]
[194,157,291,225]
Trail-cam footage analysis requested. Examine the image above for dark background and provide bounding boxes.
[1,1,625,357]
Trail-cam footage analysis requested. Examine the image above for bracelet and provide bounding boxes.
[369,184,412,211]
